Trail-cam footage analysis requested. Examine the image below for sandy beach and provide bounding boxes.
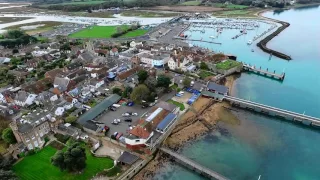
[133,75,239,179]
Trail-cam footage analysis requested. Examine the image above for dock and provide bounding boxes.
[224,96,320,126]
[160,147,229,180]
[174,36,222,45]
[242,64,285,81]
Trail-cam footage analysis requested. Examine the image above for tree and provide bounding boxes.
[130,84,150,104]
[200,62,209,70]
[112,88,122,96]
[12,49,18,54]
[0,156,17,180]
[183,77,191,87]
[1,128,16,144]
[51,142,86,172]
[137,70,148,83]
[156,75,171,88]
[65,116,77,124]
[60,43,71,52]
[122,86,132,98]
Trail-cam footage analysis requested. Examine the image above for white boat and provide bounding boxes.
[247,40,252,45]
[209,36,215,39]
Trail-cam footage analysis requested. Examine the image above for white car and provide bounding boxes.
[122,113,130,117]
[132,112,138,116]
[114,119,121,123]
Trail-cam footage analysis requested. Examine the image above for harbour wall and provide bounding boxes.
[257,12,292,60]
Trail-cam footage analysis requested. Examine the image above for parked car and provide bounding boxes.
[112,119,120,125]
[122,113,130,117]
[124,118,132,122]
[127,102,134,106]
[109,106,117,111]
[116,133,123,140]
[103,126,110,133]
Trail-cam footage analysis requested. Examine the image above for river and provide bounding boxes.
[154,5,320,180]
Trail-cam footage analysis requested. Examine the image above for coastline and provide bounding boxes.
[133,75,239,179]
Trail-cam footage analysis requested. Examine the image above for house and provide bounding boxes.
[22,78,52,94]
[117,67,141,82]
[9,109,61,150]
[83,120,106,136]
[125,107,170,150]
[54,107,65,116]
[8,70,29,81]
[14,91,37,107]
[155,113,177,133]
[167,55,192,71]
[78,51,96,63]
[91,67,108,79]
[0,57,11,64]
[136,51,170,68]
[35,91,55,106]
[83,64,102,72]
[66,62,82,71]
[53,77,75,92]
[109,47,119,56]
[45,69,64,81]
[89,79,105,91]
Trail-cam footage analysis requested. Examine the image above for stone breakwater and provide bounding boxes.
[257,11,292,60]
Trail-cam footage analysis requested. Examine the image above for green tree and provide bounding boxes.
[65,116,77,124]
[0,155,17,180]
[51,142,86,172]
[60,43,71,52]
[112,88,122,96]
[1,128,16,144]
[130,84,150,104]
[183,77,191,87]
[156,75,171,88]
[137,70,148,83]
[200,62,209,70]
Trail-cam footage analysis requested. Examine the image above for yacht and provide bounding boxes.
[209,36,215,39]
[247,40,252,45]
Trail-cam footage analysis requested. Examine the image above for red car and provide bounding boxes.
[116,133,123,140]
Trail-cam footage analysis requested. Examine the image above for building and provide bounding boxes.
[136,51,170,68]
[125,107,170,150]
[77,94,121,124]
[9,109,61,150]
[83,120,106,136]
[206,81,229,96]
[156,113,177,133]
[14,91,37,107]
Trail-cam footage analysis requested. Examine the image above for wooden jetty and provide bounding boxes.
[242,64,285,81]
[224,96,320,126]
[160,147,229,180]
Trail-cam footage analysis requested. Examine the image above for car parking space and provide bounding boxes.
[172,92,193,104]
[97,105,151,138]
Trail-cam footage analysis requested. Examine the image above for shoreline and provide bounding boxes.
[133,75,239,179]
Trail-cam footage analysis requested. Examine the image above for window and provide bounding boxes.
[34,141,38,147]
[28,143,33,150]
[25,138,30,142]
[135,140,140,142]
[31,135,35,139]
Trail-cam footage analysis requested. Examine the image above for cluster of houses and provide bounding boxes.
[0,38,232,156]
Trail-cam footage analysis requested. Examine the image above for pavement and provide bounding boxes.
[94,139,124,160]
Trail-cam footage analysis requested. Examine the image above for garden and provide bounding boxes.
[168,99,185,111]
[13,142,113,180]
[216,60,242,70]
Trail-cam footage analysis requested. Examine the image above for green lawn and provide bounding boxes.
[168,100,185,111]
[69,25,127,38]
[180,1,201,6]
[216,60,242,70]
[120,29,148,37]
[13,145,113,180]
[198,70,215,79]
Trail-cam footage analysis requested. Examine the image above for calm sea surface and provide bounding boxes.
[154,5,320,180]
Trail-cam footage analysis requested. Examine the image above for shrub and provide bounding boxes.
[54,134,70,144]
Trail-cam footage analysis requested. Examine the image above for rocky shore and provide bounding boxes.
[133,76,239,179]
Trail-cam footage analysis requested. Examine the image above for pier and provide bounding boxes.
[242,64,285,81]
[160,147,229,180]
[174,36,222,45]
[224,96,320,126]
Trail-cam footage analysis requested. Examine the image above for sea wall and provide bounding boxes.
[257,12,292,60]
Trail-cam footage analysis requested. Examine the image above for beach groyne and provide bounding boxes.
[257,12,292,60]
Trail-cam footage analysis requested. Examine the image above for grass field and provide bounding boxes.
[216,60,242,70]
[180,1,201,6]
[70,25,147,38]
[120,29,148,37]
[13,144,113,180]
[212,8,260,17]
[213,3,248,9]
[5,21,63,35]
[0,17,30,24]
[168,99,185,111]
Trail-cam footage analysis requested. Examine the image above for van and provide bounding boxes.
[112,104,121,108]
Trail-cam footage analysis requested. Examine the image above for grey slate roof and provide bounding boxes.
[156,101,177,112]
[207,81,228,94]
[117,151,139,165]
[78,94,121,124]
[54,77,70,90]
[15,91,29,102]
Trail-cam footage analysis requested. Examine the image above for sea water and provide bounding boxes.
[154,5,320,180]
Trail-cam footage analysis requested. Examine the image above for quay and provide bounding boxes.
[174,36,222,45]
[224,96,320,126]
[242,64,285,81]
[160,147,229,180]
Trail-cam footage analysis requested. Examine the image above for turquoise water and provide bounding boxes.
[154,6,320,180]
